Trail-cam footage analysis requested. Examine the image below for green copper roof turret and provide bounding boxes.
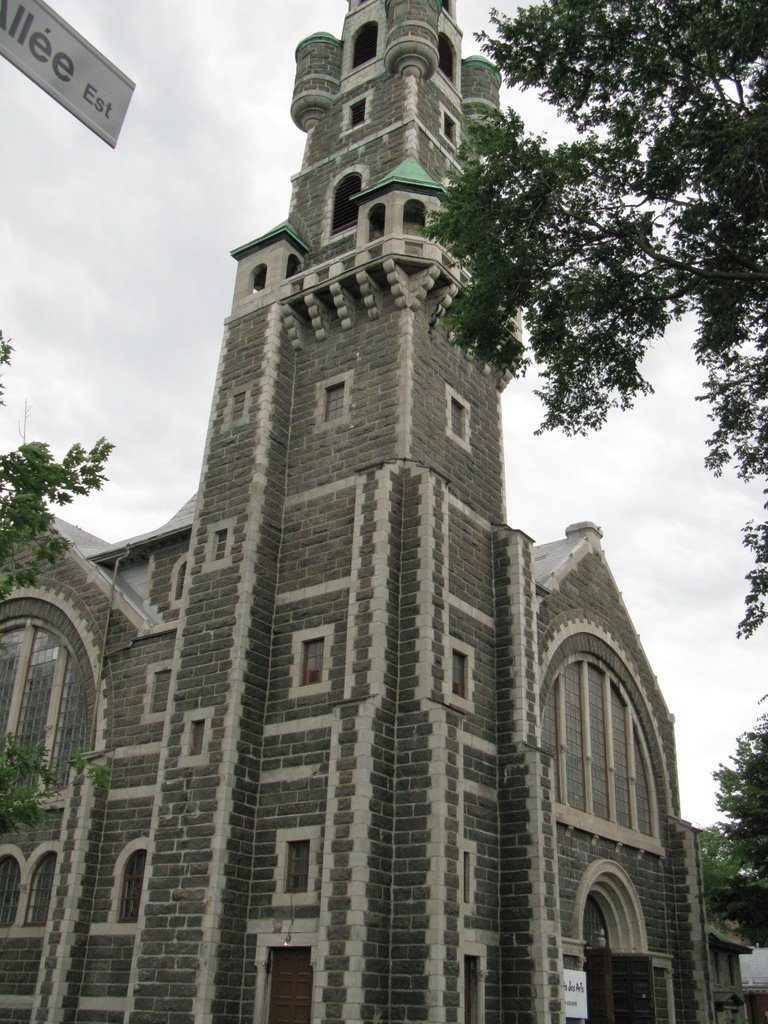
[352,157,446,203]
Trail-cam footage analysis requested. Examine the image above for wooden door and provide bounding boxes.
[611,955,655,1024]
[586,946,614,1024]
[268,947,313,1024]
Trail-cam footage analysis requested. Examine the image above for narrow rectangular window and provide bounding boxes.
[214,528,228,561]
[444,113,456,143]
[462,851,471,903]
[231,389,247,421]
[301,639,324,686]
[285,839,310,893]
[189,719,206,757]
[452,650,467,699]
[464,956,479,1024]
[564,663,586,811]
[450,397,466,440]
[324,381,346,422]
[150,668,172,715]
[350,98,366,126]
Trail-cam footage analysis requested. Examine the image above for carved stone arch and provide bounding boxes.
[539,619,674,819]
[573,859,648,954]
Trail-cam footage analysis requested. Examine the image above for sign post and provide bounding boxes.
[0,0,134,147]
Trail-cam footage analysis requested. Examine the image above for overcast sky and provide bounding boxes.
[1,0,765,828]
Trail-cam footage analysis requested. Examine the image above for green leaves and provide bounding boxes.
[0,332,113,603]
[429,0,768,633]
[701,714,768,940]
[0,737,110,835]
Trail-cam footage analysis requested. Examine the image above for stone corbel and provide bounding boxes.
[281,305,306,351]
[355,270,381,321]
[304,292,331,342]
[329,281,356,330]
[383,257,412,309]
[408,263,441,311]
[429,282,459,326]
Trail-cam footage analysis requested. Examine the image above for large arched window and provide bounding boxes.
[26,852,56,925]
[0,856,20,926]
[0,625,88,784]
[332,173,362,233]
[119,849,147,922]
[352,22,378,68]
[542,659,655,836]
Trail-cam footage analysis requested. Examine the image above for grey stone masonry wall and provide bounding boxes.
[494,527,563,1024]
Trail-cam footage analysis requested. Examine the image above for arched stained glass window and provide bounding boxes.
[0,856,20,926]
[0,625,89,785]
[543,659,656,837]
[26,853,56,925]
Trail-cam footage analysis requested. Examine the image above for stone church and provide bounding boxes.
[0,1,713,1021]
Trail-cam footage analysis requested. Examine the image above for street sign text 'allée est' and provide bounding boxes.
[0,0,134,147]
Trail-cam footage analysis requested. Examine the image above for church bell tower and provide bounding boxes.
[127,3,539,1023]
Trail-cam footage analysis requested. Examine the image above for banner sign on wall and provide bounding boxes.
[0,0,134,147]
[563,969,589,1019]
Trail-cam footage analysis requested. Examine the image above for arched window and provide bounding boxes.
[1,625,88,785]
[26,853,56,925]
[403,199,426,234]
[353,23,378,68]
[368,203,386,241]
[119,849,147,922]
[542,659,656,836]
[252,264,267,292]
[0,856,20,926]
[332,174,362,234]
[584,895,609,948]
[438,34,454,80]
[286,253,302,278]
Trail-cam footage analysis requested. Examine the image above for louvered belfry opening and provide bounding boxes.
[353,22,378,67]
[332,173,362,233]
[438,33,454,79]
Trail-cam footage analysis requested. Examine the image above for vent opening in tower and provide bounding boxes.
[353,23,378,68]
[332,174,362,233]
[438,34,454,80]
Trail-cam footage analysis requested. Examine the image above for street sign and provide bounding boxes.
[0,0,134,147]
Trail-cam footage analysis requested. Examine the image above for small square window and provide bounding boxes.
[324,382,346,422]
[350,99,366,127]
[302,639,324,686]
[285,840,310,893]
[452,649,468,699]
[444,113,456,143]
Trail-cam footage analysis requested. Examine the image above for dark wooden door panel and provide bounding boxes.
[268,947,313,1024]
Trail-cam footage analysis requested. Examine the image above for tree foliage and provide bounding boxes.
[429,0,768,635]
[0,332,113,602]
[0,332,112,830]
[700,712,768,943]
[0,737,110,835]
